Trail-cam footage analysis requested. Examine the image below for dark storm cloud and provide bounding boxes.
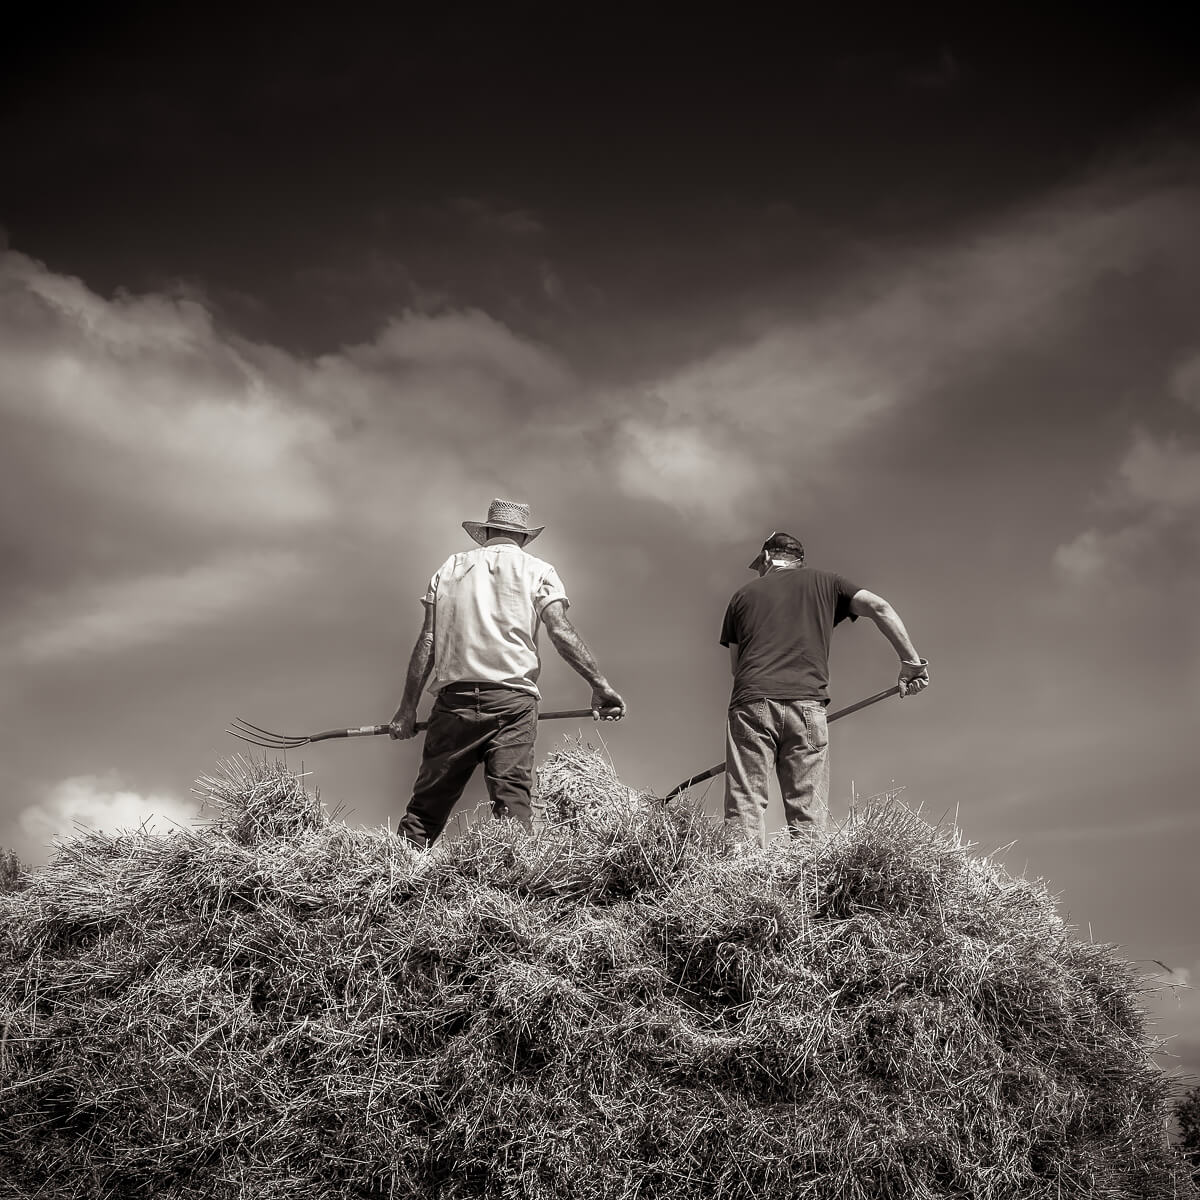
[450,197,546,238]
[904,48,966,92]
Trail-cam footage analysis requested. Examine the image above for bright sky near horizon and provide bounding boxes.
[2,7,1199,1079]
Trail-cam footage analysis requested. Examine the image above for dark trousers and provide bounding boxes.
[400,684,538,847]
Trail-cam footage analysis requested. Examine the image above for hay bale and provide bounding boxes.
[0,747,1192,1199]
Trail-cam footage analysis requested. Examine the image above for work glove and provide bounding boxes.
[591,681,627,722]
[898,658,930,698]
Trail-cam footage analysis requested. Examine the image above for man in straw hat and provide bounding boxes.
[389,499,626,846]
[720,531,929,850]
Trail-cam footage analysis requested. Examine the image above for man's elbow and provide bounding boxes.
[868,596,896,621]
[543,606,574,639]
[851,590,892,621]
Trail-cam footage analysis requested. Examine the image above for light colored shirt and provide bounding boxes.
[422,542,569,698]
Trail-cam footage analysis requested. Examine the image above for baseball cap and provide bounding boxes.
[748,531,805,570]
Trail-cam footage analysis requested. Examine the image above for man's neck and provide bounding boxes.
[483,535,521,548]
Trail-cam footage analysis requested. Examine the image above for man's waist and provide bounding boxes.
[439,680,528,695]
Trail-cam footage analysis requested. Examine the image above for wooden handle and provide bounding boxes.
[326,707,602,740]
[664,685,902,800]
[826,686,900,722]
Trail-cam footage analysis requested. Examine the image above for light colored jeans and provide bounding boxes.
[724,699,829,849]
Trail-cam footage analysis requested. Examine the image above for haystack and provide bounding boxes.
[0,745,1192,1199]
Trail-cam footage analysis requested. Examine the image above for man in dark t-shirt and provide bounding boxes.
[719,532,929,849]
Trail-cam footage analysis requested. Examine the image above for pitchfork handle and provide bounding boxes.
[307,708,603,743]
[663,685,902,800]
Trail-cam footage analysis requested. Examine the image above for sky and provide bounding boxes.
[2,6,1199,1080]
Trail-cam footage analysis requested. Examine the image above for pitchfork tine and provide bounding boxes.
[224,729,283,748]
[226,730,307,749]
[226,718,309,748]
[226,724,283,748]
[229,717,296,740]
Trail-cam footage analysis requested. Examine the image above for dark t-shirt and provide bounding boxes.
[720,566,861,707]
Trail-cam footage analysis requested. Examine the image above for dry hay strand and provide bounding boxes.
[0,744,1193,1200]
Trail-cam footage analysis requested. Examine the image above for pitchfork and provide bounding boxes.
[227,709,598,750]
[663,686,901,800]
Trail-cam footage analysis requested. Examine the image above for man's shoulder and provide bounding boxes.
[728,578,761,605]
[785,564,855,586]
[514,547,559,576]
[808,565,861,593]
[429,547,484,583]
[804,565,845,583]
[437,548,475,571]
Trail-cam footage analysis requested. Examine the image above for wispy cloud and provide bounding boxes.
[0,251,590,632]
[18,773,200,854]
[450,196,545,237]
[11,551,306,663]
[611,321,894,531]
[1054,355,1200,590]
[611,170,1200,531]
[1170,351,1200,410]
[1,251,335,535]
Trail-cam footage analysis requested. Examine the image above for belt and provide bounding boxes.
[440,681,518,694]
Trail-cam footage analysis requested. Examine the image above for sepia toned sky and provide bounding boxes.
[2,7,1199,1076]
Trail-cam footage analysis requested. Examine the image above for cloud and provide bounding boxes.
[540,262,567,306]
[615,416,763,529]
[1054,361,1200,588]
[9,166,1198,574]
[1116,429,1200,510]
[339,307,569,394]
[0,251,600,669]
[1052,525,1157,581]
[1169,352,1200,410]
[610,317,897,531]
[450,196,545,237]
[17,773,200,849]
[610,171,1200,531]
[0,250,335,537]
[11,551,305,663]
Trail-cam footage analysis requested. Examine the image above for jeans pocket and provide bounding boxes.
[803,705,829,750]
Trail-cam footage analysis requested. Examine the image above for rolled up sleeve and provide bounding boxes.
[534,565,569,618]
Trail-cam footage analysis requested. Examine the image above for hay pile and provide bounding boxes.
[1,747,1193,1199]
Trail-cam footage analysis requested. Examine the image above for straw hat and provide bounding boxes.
[463,499,545,546]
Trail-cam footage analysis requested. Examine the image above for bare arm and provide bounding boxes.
[729,643,739,675]
[389,604,435,738]
[541,600,626,720]
[848,589,930,697]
